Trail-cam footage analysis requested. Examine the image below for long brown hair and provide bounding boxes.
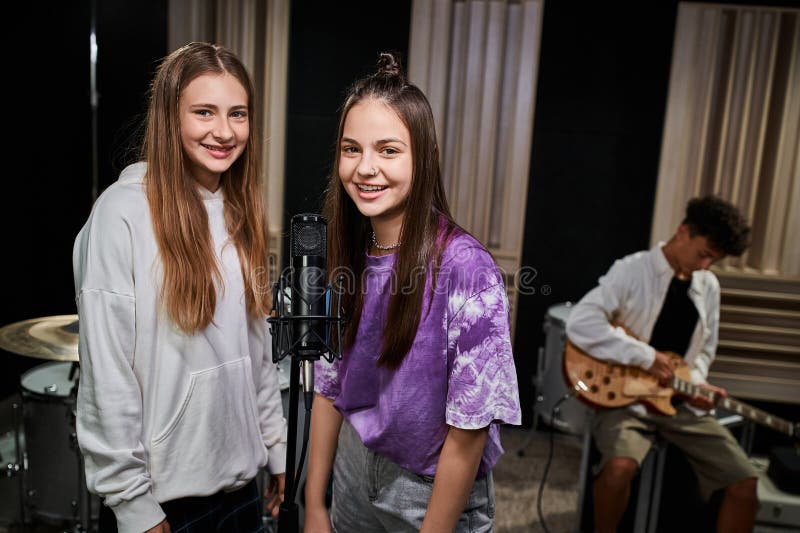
[324,52,457,369]
[142,42,270,333]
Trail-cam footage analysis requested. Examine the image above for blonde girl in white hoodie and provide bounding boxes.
[73,42,286,533]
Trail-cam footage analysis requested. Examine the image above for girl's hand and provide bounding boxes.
[263,473,286,517]
[303,502,333,533]
[145,519,171,533]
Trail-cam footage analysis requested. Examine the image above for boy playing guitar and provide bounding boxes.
[566,196,757,533]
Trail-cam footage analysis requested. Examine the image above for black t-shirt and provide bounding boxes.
[649,276,699,357]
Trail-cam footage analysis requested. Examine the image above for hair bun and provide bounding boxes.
[376,52,402,78]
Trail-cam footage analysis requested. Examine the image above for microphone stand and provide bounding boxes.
[268,274,343,533]
[280,359,302,532]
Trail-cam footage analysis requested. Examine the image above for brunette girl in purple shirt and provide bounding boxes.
[304,52,521,533]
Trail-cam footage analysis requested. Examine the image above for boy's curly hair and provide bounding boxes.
[683,196,751,256]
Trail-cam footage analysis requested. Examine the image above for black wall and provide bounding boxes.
[282,0,412,265]
[96,2,169,190]
[2,2,167,398]
[4,3,95,395]
[514,2,678,425]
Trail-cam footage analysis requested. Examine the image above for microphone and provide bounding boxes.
[289,214,328,404]
[269,214,342,370]
[268,214,342,532]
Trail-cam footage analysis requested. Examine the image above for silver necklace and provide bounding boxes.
[371,231,401,251]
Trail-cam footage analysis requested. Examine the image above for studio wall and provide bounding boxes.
[4,0,795,437]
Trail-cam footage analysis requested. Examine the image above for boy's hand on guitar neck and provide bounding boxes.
[687,382,728,410]
[647,351,729,409]
[647,351,675,384]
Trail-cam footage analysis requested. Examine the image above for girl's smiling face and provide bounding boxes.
[338,98,413,229]
[179,73,249,191]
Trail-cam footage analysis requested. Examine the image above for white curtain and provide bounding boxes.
[651,3,800,403]
[409,0,545,339]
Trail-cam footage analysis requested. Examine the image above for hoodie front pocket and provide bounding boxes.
[149,358,265,500]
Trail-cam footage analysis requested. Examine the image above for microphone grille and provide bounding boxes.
[291,214,327,257]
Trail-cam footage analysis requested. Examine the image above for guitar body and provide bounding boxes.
[563,331,798,438]
[563,339,692,416]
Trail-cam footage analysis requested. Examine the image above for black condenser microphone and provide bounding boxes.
[289,214,328,402]
[271,214,341,533]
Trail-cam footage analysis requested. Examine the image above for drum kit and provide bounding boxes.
[0,314,98,531]
[0,314,299,532]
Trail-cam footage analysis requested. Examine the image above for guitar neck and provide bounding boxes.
[673,378,795,437]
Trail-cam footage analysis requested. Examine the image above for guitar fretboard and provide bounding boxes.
[673,377,795,437]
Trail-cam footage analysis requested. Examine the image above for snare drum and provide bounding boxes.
[534,302,591,435]
[20,361,83,524]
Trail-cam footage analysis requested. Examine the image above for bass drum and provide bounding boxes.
[20,361,81,524]
[533,302,591,435]
[0,428,22,526]
[20,361,98,525]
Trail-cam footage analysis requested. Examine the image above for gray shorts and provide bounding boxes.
[331,420,495,532]
[592,406,759,500]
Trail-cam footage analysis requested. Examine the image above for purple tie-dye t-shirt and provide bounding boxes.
[315,229,521,476]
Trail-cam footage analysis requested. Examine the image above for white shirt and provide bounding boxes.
[565,243,720,413]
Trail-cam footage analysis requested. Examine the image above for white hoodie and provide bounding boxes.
[73,162,287,533]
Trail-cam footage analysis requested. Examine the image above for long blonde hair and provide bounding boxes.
[142,42,270,333]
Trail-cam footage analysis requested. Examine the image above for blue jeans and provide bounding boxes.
[331,421,495,532]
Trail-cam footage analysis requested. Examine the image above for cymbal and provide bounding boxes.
[0,315,79,362]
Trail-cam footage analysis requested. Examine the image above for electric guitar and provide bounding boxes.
[563,338,798,439]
